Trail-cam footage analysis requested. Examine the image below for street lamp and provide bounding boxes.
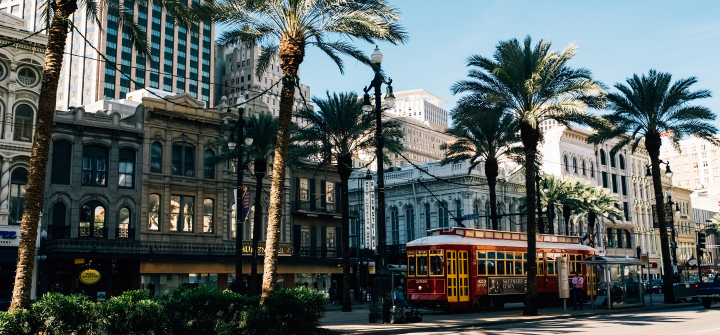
[228,97,252,294]
[646,161,673,180]
[665,193,679,273]
[364,45,395,324]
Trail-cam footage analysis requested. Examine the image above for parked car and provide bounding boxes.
[697,273,720,308]
[649,279,663,294]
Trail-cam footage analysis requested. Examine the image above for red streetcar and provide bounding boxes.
[405,227,594,311]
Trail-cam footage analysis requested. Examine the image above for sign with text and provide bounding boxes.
[488,277,527,295]
[558,256,570,299]
[79,269,101,285]
[651,204,674,229]
[363,180,376,250]
[0,229,18,247]
[463,214,479,221]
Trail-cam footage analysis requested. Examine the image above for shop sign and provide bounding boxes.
[97,291,106,302]
[488,277,527,295]
[79,269,101,285]
[363,180,376,250]
[241,246,293,255]
[0,229,18,247]
[368,262,376,275]
[74,259,85,265]
[651,204,674,228]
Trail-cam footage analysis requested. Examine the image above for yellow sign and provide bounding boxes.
[241,246,293,255]
[74,259,85,265]
[368,262,376,275]
[79,269,101,285]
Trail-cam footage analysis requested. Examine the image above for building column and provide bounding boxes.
[0,157,12,216]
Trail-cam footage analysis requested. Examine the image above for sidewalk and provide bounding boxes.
[320,294,701,334]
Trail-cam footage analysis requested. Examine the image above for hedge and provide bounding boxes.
[0,287,327,335]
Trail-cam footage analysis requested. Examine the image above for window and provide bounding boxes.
[590,163,595,177]
[8,168,27,225]
[79,201,105,238]
[607,228,616,248]
[416,250,428,276]
[51,140,72,184]
[602,171,608,188]
[172,143,195,176]
[573,157,578,173]
[438,202,448,228]
[390,207,399,245]
[619,155,625,170]
[600,149,606,165]
[119,148,135,188]
[564,155,569,172]
[325,182,334,211]
[430,250,444,276]
[148,194,161,230]
[621,176,627,196]
[230,203,237,238]
[610,154,616,168]
[611,174,618,193]
[203,198,213,233]
[17,67,35,86]
[118,207,131,238]
[424,203,431,234]
[13,104,33,141]
[204,149,215,179]
[299,178,309,201]
[82,145,108,186]
[477,251,524,276]
[623,202,630,221]
[406,206,415,242]
[170,195,194,231]
[581,160,586,176]
[151,142,162,173]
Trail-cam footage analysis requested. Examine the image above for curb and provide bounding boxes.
[321,301,702,335]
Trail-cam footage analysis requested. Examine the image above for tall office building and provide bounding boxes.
[2,0,214,110]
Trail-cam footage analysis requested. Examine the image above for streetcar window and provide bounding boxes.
[547,253,556,275]
[430,250,444,276]
[476,251,486,275]
[497,252,505,259]
[515,259,523,275]
[487,259,496,275]
[417,255,428,276]
[537,253,545,276]
[408,255,416,276]
[505,260,513,275]
[496,258,505,275]
[570,254,581,274]
[478,251,486,259]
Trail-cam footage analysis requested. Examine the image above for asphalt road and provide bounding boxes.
[394,305,720,335]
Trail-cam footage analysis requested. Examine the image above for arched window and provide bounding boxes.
[119,148,135,188]
[150,142,163,173]
[600,149,606,165]
[573,157,578,174]
[473,202,480,229]
[172,142,195,176]
[590,163,595,177]
[204,149,215,179]
[230,202,237,238]
[118,207,131,238]
[455,199,463,218]
[170,195,194,232]
[438,202,448,228]
[625,229,632,248]
[9,168,28,225]
[51,202,66,238]
[485,203,491,229]
[581,160,586,176]
[148,194,160,231]
[564,155,569,171]
[51,140,72,184]
[82,145,108,186]
[390,207,399,245]
[203,198,214,233]
[79,201,105,238]
[406,206,415,242]
[424,203,431,234]
[619,155,626,170]
[13,104,34,142]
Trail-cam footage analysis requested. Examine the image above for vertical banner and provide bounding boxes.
[363,180,376,250]
[234,187,252,221]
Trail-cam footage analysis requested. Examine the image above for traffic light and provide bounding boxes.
[698,232,706,249]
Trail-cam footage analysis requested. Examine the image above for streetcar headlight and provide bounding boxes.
[418,286,422,291]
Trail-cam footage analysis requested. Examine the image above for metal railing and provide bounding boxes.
[294,246,341,258]
[291,201,341,214]
[49,226,71,239]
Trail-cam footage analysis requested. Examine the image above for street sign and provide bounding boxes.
[651,204,674,228]
[641,255,649,264]
[74,259,85,265]
[363,180,376,250]
[463,213,479,221]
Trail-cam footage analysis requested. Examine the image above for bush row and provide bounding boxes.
[0,286,327,335]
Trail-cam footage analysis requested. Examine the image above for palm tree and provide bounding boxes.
[588,69,718,304]
[581,185,622,248]
[540,174,569,234]
[8,0,183,312]
[217,113,278,295]
[292,91,403,312]
[185,0,407,298]
[451,36,605,315]
[441,102,519,230]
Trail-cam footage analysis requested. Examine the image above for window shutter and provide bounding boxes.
[320,180,327,208]
[310,226,317,256]
[295,177,300,210]
[309,179,316,211]
[335,226,342,257]
[335,182,341,212]
[321,227,327,256]
[293,225,301,253]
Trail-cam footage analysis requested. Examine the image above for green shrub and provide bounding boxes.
[32,293,97,335]
[0,309,40,335]
[243,287,327,335]
[97,290,164,335]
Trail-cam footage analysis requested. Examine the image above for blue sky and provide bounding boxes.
[287,0,720,126]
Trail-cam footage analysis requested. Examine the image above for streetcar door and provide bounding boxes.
[446,250,458,302]
[458,250,470,302]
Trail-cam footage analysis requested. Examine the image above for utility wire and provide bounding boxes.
[0,27,47,49]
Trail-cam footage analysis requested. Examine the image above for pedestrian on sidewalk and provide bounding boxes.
[394,286,410,308]
[572,272,584,310]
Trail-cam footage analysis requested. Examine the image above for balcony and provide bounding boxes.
[294,247,341,258]
[291,201,342,216]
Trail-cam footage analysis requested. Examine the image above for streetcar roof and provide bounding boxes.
[406,234,594,251]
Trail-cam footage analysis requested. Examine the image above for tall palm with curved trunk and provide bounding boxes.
[451,36,605,315]
[540,174,569,234]
[441,103,519,230]
[588,69,718,304]
[292,91,403,312]
[217,113,278,295]
[9,0,182,312]
[186,0,407,298]
[581,185,622,248]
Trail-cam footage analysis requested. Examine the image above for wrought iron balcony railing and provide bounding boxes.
[291,201,341,215]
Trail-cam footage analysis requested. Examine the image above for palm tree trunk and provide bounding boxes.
[486,160,499,230]
[588,212,596,247]
[338,155,353,312]
[520,123,539,316]
[261,37,305,300]
[646,136,676,303]
[563,205,571,236]
[250,159,266,296]
[9,0,75,312]
[547,203,555,235]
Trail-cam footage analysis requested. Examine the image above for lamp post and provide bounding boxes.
[645,161,677,274]
[351,172,374,304]
[362,45,395,324]
[228,98,253,294]
[535,173,550,234]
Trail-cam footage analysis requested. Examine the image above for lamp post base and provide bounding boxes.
[369,274,391,323]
